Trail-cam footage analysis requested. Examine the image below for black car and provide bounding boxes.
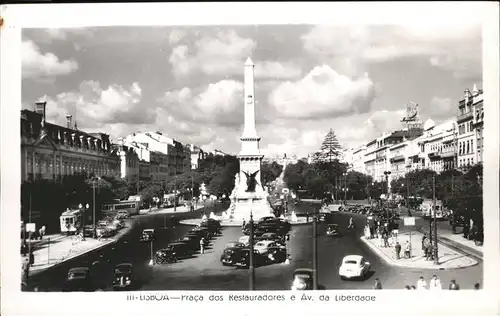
[257,216,276,224]
[258,223,289,236]
[265,246,287,264]
[200,219,222,235]
[326,224,341,237]
[165,242,194,259]
[63,267,93,292]
[112,263,134,290]
[140,229,155,242]
[220,246,243,266]
[155,248,178,264]
[258,232,283,244]
[234,248,266,268]
[192,227,214,239]
[179,235,209,249]
[318,212,334,222]
[291,268,314,290]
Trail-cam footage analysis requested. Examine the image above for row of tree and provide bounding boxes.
[21,153,284,233]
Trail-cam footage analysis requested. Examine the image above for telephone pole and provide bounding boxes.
[312,204,318,290]
[249,211,255,290]
[432,174,439,264]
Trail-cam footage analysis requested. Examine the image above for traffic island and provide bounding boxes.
[360,230,478,270]
[179,216,310,227]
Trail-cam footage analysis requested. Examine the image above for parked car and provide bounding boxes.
[265,246,287,264]
[291,268,314,290]
[155,248,178,264]
[238,235,251,246]
[257,216,277,224]
[140,229,155,242]
[254,240,278,254]
[225,241,246,249]
[178,235,209,249]
[318,212,334,222]
[257,232,283,244]
[339,255,371,280]
[220,246,242,266]
[164,242,194,259]
[326,224,341,237]
[199,219,222,235]
[191,227,214,239]
[63,267,93,292]
[112,263,134,290]
[234,248,265,268]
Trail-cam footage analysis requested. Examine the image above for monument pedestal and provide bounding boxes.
[223,192,274,222]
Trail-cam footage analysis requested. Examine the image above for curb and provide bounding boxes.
[28,222,135,277]
[179,218,311,227]
[416,228,483,261]
[360,236,478,270]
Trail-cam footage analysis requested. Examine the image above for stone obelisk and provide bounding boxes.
[224,58,275,222]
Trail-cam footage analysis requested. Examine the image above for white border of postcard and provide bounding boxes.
[1,2,499,316]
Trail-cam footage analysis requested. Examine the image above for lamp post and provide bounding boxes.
[432,174,439,264]
[92,177,100,238]
[312,202,318,290]
[173,175,177,213]
[383,171,391,217]
[79,203,86,241]
[249,211,255,290]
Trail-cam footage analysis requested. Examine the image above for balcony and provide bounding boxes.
[457,111,473,123]
[440,151,455,159]
[390,154,405,162]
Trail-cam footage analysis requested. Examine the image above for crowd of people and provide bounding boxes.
[372,275,481,290]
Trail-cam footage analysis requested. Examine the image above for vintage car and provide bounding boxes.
[164,242,193,259]
[326,224,341,237]
[155,248,178,264]
[257,216,277,224]
[63,267,93,292]
[225,241,246,249]
[265,245,287,264]
[254,240,278,254]
[291,268,314,290]
[339,255,371,280]
[112,263,134,290]
[233,248,265,268]
[178,235,208,250]
[258,232,283,244]
[238,235,251,246]
[199,219,222,235]
[140,229,155,242]
[318,212,334,222]
[220,246,243,266]
[191,227,214,239]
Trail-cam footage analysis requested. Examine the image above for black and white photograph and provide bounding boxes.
[1,2,499,316]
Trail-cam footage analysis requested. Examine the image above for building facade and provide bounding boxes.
[21,106,119,182]
[457,85,483,169]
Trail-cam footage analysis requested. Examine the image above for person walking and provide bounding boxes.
[416,276,427,290]
[383,231,390,248]
[429,275,442,290]
[200,237,205,254]
[394,242,402,259]
[404,241,411,259]
[448,280,460,290]
[373,278,382,289]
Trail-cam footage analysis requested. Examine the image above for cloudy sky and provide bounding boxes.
[22,24,482,157]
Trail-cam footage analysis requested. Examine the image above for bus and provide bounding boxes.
[420,199,445,219]
[101,200,140,216]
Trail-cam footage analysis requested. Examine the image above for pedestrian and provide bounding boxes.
[404,241,411,259]
[429,275,442,290]
[242,219,246,229]
[383,231,390,248]
[474,283,480,290]
[421,234,427,252]
[373,278,382,289]
[394,242,401,259]
[416,276,427,290]
[378,229,384,247]
[200,237,205,254]
[448,279,460,290]
[405,285,411,290]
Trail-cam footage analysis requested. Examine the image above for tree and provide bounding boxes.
[261,161,284,185]
[319,128,342,162]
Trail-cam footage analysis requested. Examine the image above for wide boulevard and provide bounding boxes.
[31,202,482,291]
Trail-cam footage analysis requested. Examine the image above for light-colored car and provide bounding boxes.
[339,255,371,280]
[239,235,250,246]
[254,240,277,254]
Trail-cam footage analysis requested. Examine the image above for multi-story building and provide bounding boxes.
[351,146,366,174]
[112,139,140,180]
[124,131,190,181]
[188,144,206,169]
[416,119,457,173]
[21,104,119,182]
[457,85,483,169]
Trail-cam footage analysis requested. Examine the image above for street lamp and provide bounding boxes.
[343,173,348,202]
[312,202,318,290]
[79,203,86,241]
[173,175,177,213]
[249,211,255,290]
[383,171,391,218]
[92,177,100,239]
[432,174,439,265]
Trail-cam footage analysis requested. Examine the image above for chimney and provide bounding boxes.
[472,84,479,95]
[66,114,73,129]
[34,101,47,124]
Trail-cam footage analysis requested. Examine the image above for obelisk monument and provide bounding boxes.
[224,58,275,222]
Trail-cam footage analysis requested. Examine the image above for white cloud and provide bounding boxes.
[169,29,187,44]
[255,61,302,79]
[301,24,481,79]
[168,30,301,80]
[269,65,376,119]
[41,81,149,135]
[44,28,93,40]
[22,40,78,79]
[427,97,455,118]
